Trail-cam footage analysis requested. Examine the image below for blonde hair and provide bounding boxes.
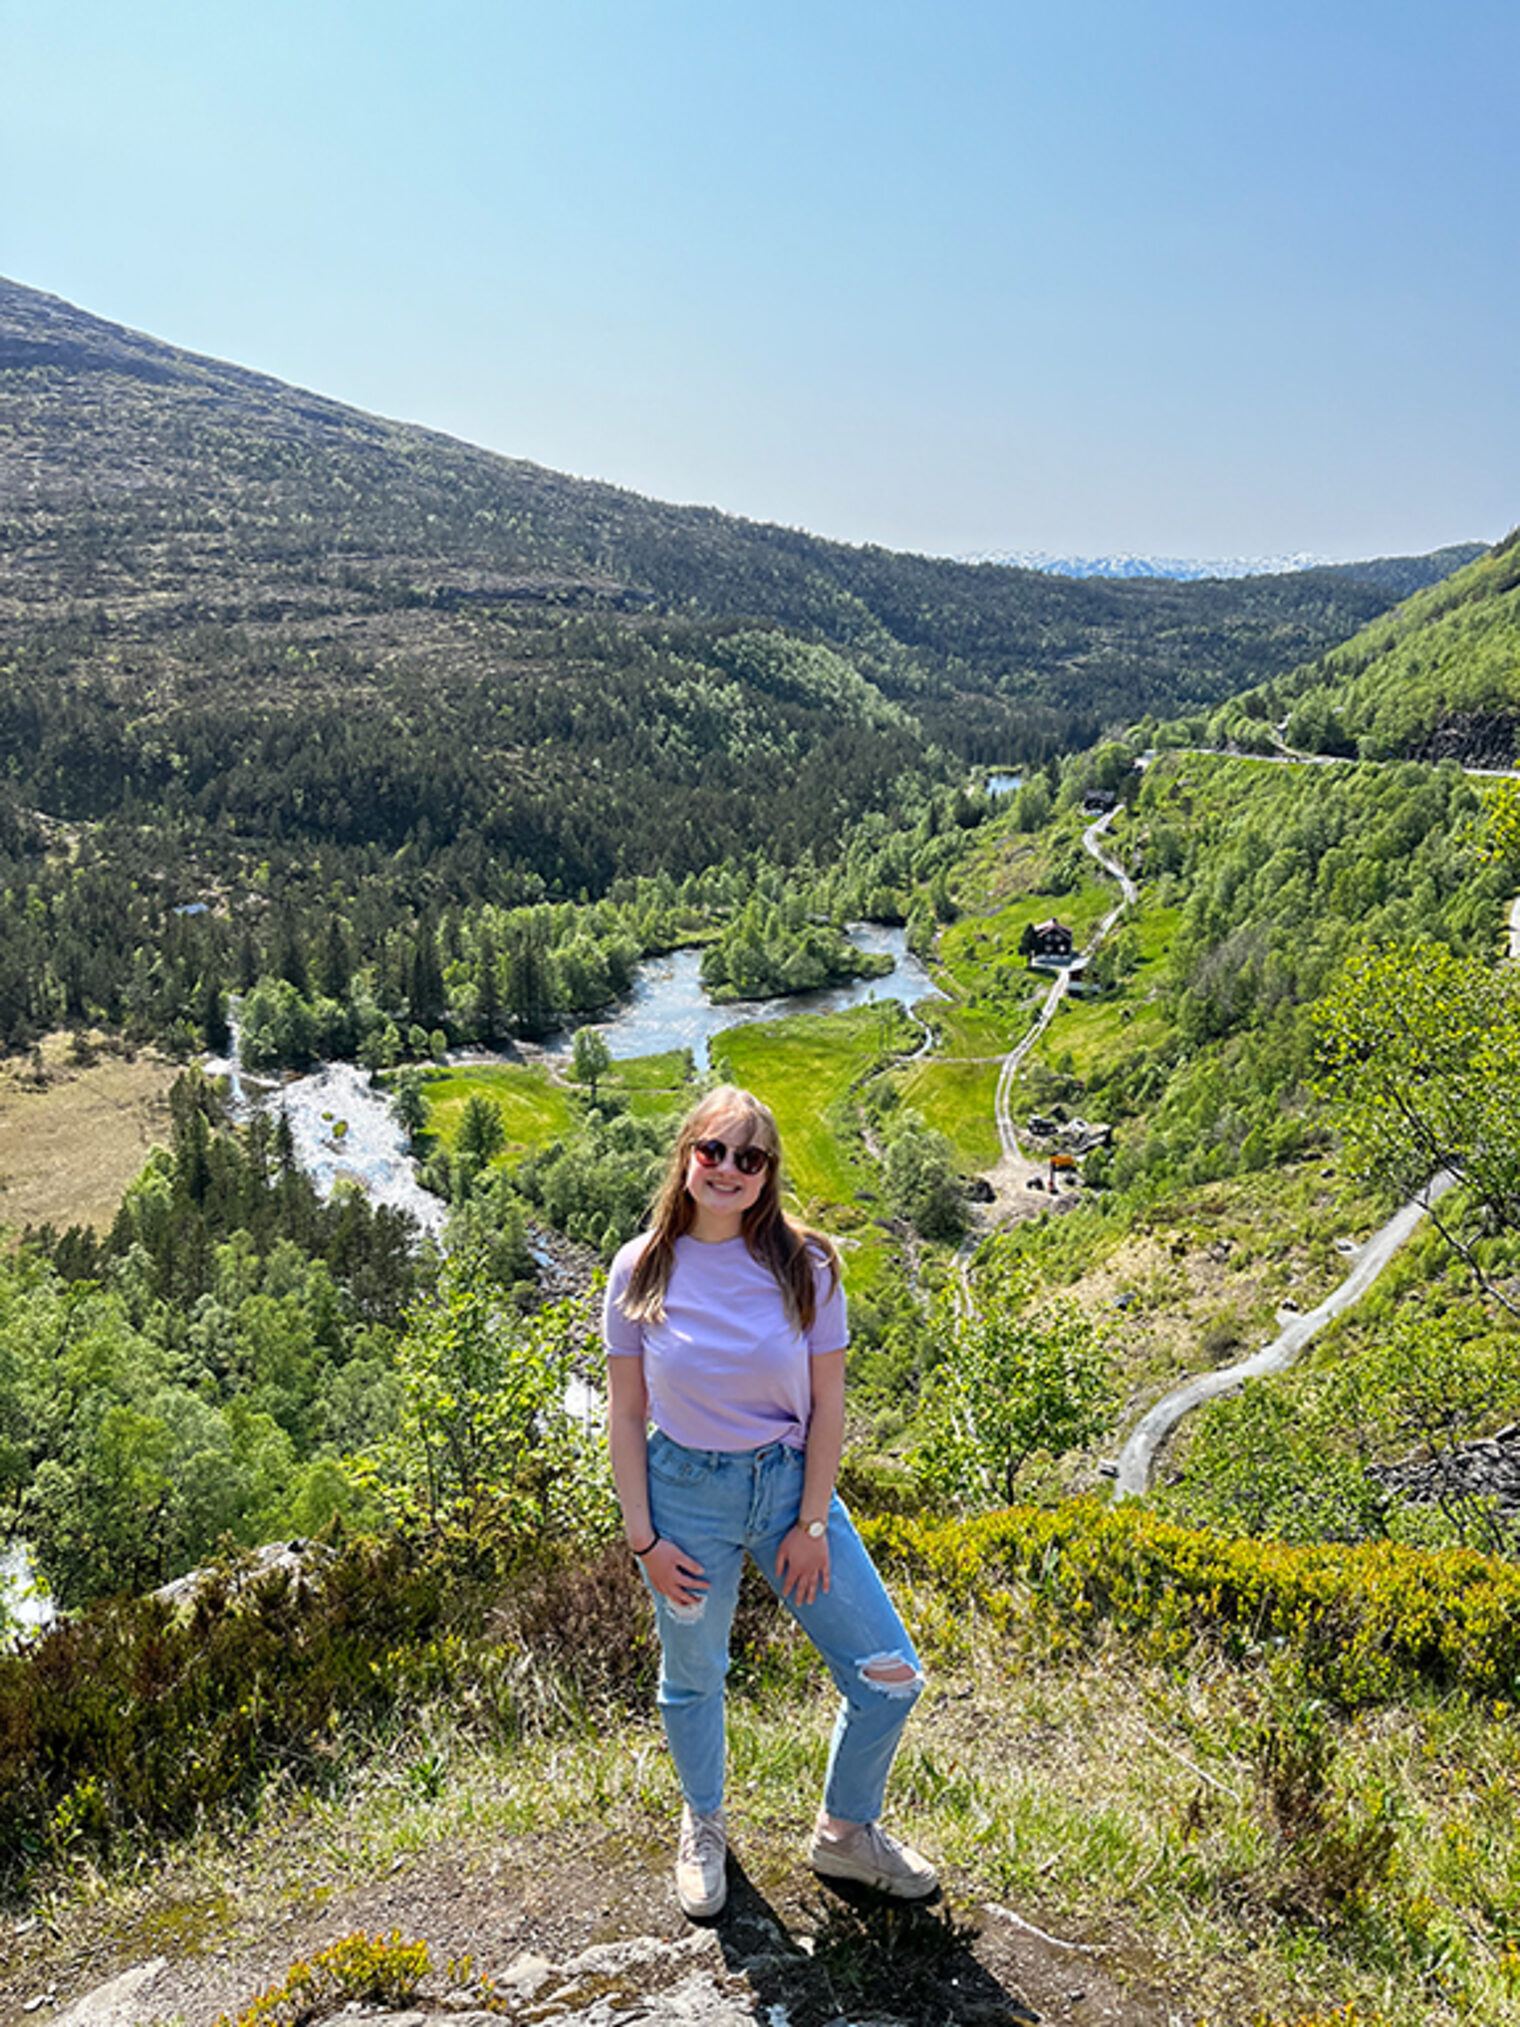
[619,1085,839,1332]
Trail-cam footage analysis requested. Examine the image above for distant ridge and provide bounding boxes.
[969,550,1326,580]
[0,273,1490,781]
[965,548,1486,583]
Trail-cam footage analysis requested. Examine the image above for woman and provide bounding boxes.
[604,1084,934,1919]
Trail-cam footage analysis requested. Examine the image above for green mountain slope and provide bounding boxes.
[1202,532,1520,763]
[0,273,1492,1065]
[1,274,1480,782]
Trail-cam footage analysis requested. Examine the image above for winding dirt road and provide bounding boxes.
[954,810,1139,1318]
[1113,1169,1460,1497]
[963,776,1496,1476]
[991,808,1136,1162]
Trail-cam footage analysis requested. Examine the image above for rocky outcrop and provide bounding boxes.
[1370,1423,1520,1523]
[1412,713,1520,771]
[24,1897,1172,2027]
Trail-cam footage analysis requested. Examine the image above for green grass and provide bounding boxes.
[719,1005,890,1199]
[597,1049,692,1092]
[587,1049,696,1128]
[424,1053,695,1155]
[894,1056,1002,1171]
[917,1000,1024,1058]
[1130,898,1180,967]
[937,879,1118,1002]
[421,1064,576,1153]
[1038,990,1171,1077]
[20,1567,1520,2027]
[718,1003,910,1295]
[1006,892,1179,1080]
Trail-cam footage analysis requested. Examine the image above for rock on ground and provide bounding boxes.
[2,1835,1177,2027]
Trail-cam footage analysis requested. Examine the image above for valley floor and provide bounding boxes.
[0,1038,176,1237]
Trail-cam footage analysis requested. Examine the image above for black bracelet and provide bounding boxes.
[631,1533,660,1558]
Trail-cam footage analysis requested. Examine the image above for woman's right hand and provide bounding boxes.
[642,1537,708,1609]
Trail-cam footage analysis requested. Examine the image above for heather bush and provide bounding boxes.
[864,1501,1520,1705]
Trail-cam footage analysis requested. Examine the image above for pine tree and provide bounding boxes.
[475,927,504,1044]
[408,920,446,1027]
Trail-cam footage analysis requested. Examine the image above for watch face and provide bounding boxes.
[807,1519,826,1538]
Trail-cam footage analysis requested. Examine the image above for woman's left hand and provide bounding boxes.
[776,1524,831,1606]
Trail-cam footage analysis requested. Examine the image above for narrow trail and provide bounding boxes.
[1114,1170,1459,1497]
[957,809,1137,1319]
[959,761,1512,1476]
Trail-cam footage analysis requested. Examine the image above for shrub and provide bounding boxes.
[0,1527,790,1890]
[0,1536,462,1888]
[863,1500,1520,1705]
[218,1930,431,2027]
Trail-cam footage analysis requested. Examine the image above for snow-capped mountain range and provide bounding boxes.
[965,550,1330,581]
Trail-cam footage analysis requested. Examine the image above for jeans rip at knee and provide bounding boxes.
[855,1649,925,1700]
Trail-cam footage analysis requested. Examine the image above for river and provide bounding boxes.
[1,1541,55,1645]
[210,924,943,1230]
[538,923,942,1072]
[12,931,935,1640]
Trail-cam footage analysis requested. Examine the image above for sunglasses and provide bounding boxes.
[691,1137,772,1177]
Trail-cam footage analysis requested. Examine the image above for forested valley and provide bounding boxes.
[5,275,1520,2026]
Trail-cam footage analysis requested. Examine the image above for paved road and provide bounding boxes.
[992,966,1070,1157]
[1106,748,1515,1494]
[1113,1169,1459,1497]
[971,762,1502,1440]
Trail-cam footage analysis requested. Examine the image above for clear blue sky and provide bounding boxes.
[5,0,1516,560]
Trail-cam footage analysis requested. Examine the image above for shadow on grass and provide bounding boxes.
[709,1856,1039,2027]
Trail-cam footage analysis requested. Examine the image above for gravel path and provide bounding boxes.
[957,807,1138,1316]
[1113,1170,1459,1496]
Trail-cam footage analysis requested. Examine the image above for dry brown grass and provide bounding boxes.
[0,1035,176,1237]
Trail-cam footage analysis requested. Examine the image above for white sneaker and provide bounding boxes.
[809,1817,938,1898]
[675,1803,728,1917]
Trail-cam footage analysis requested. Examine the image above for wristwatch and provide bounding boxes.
[802,1517,827,1539]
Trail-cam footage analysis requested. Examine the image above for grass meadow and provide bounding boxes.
[418,1061,576,1153]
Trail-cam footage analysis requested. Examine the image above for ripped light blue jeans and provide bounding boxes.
[643,1428,924,1822]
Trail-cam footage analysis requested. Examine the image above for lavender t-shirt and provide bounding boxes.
[603,1231,847,1451]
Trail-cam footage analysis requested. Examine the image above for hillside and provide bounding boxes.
[0,274,1478,782]
[0,275,1487,1071]
[1198,531,1520,764]
[4,729,1520,2026]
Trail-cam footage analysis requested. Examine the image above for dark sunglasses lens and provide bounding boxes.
[692,1138,769,1175]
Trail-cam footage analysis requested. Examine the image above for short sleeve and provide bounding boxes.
[602,1237,647,1356]
[806,1252,848,1356]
